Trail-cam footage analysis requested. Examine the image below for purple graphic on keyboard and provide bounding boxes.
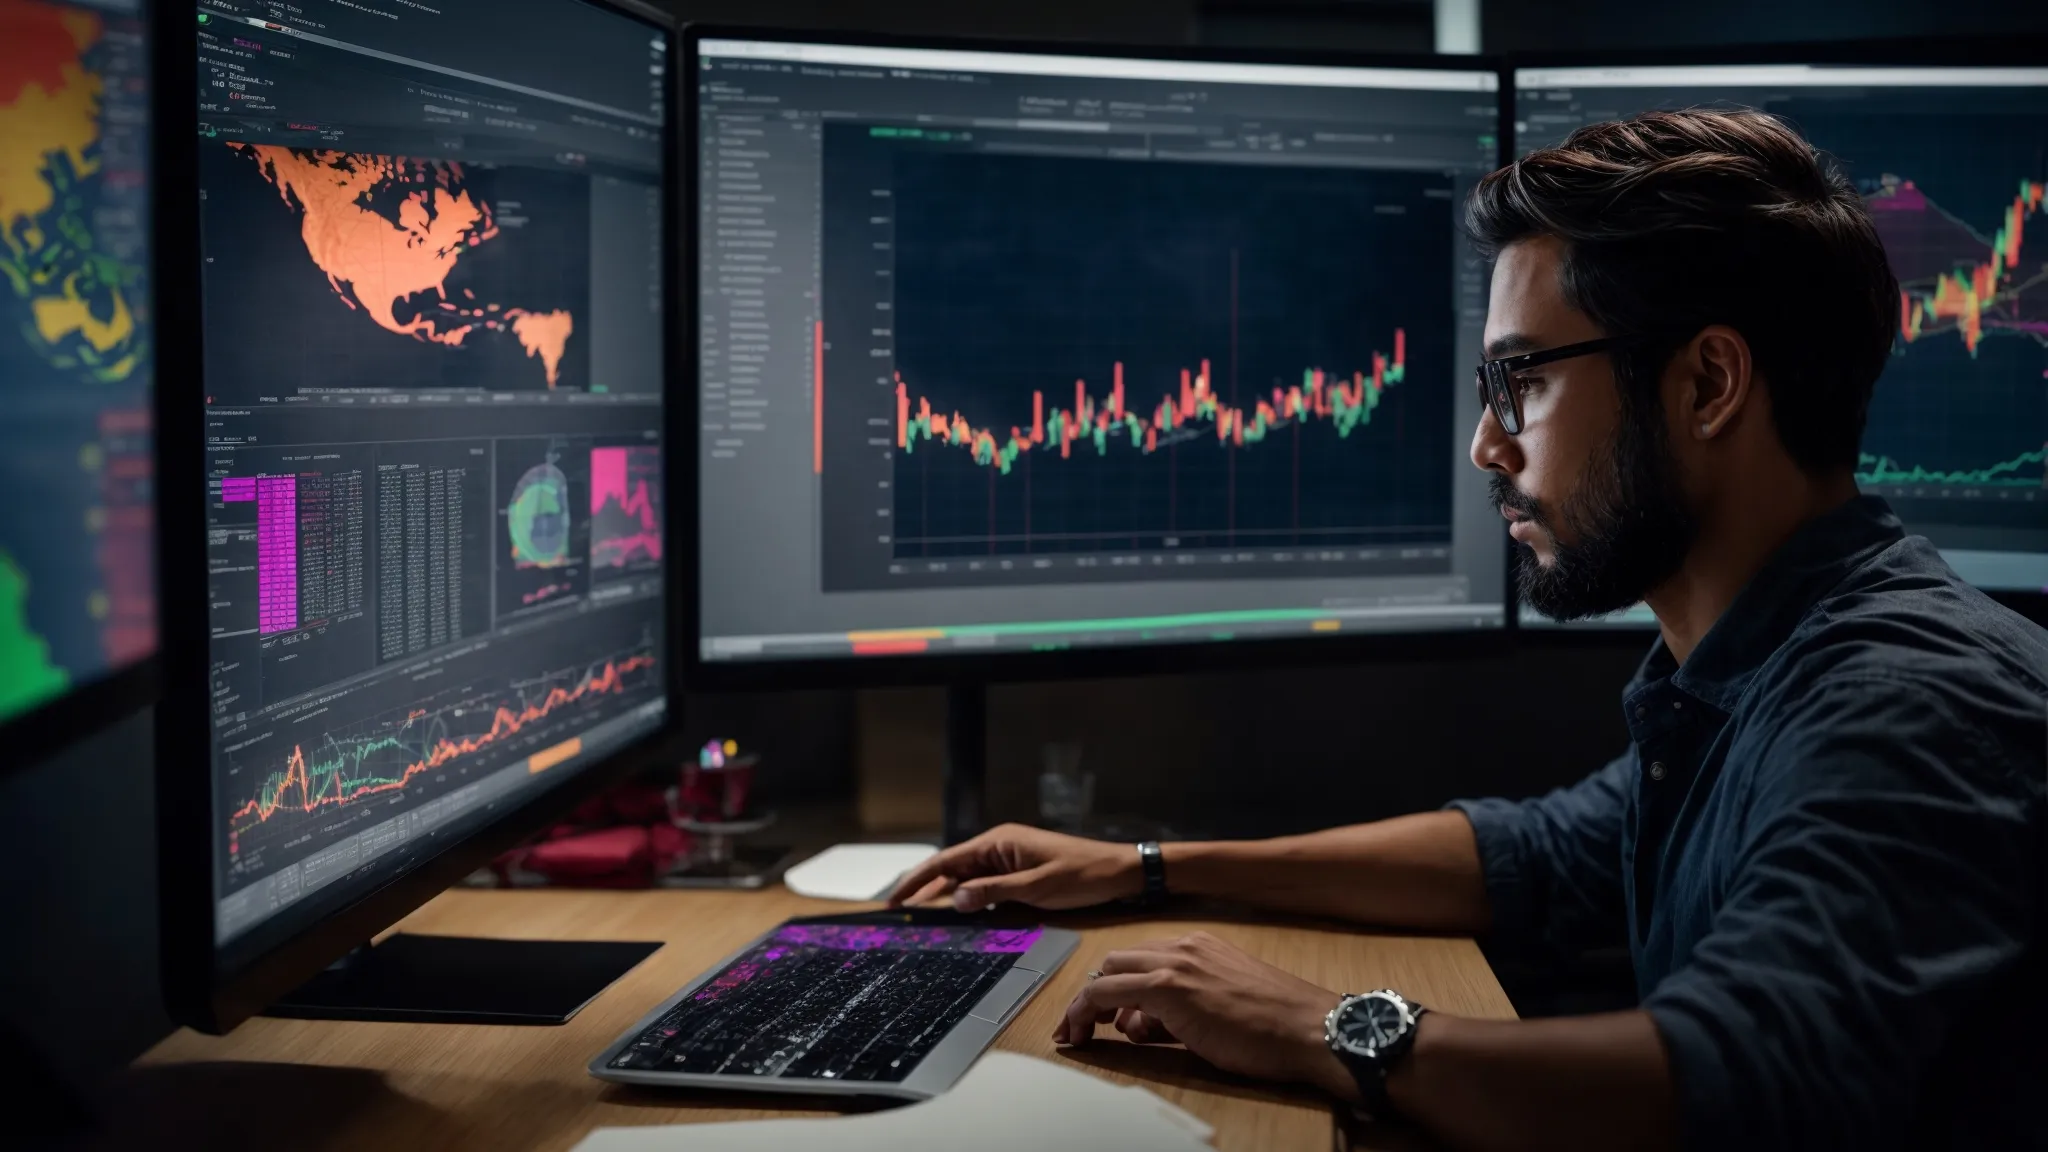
[770,923,1044,954]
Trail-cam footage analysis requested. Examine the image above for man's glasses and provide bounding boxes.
[1474,336,1633,436]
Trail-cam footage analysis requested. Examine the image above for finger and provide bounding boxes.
[902,875,956,907]
[886,833,1030,906]
[954,861,1063,911]
[1124,936,1199,955]
[1053,1002,1118,1044]
[1058,973,1160,1047]
[1051,987,1117,1045]
[1096,949,1179,977]
[1115,1008,1177,1045]
[884,843,975,906]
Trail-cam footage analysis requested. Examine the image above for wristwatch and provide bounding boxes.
[1134,841,1167,907]
[1324,988,1428,1120]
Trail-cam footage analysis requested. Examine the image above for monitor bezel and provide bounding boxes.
[0,0,161,777]
[155,0,686,1034]
[0,660,157,779]
[1507,35,2048,631]
[680,23,1514,692]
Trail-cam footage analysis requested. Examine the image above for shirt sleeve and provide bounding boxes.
[1642,675,2041,1152]
[1445,751,1633,967]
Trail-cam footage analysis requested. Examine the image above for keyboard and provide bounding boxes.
[607,922,1046,1083]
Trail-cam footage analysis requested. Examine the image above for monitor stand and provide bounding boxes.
[263,934,662,1025]
[942,681,987,846]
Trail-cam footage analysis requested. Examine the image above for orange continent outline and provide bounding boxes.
[229,144,575,387]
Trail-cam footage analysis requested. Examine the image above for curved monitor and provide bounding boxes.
[159,0,676,1031]
[0,0,156,762]
[1514,57,2048,628]
[686,31,1508,684]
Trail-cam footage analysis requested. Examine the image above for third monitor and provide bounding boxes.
[1515,59,2048,628]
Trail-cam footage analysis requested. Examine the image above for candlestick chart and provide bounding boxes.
[1838,123,2048,501]
[897,331,1406,471]
[879,148,1454,560]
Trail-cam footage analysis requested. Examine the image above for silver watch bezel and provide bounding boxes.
[1324,988,1420,1061]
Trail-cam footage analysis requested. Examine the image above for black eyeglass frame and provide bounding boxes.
[1474,335,1634,436]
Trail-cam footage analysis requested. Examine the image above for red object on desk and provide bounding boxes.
[513,824,690,887]
[484,779,693,886]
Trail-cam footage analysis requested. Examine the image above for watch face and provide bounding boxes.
[1337,994,1406,1053]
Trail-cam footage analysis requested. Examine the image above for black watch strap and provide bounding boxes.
[1348,1056,1394,1122]
[1339,1002,1426,1122]
[1136,841,1167,906]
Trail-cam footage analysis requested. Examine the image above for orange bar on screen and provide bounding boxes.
[529,737,582,774]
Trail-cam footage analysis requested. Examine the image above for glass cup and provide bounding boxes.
[1036,742,1094,830]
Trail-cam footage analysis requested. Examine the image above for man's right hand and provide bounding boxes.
[885,823,1146,911]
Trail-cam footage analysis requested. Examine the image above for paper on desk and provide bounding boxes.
[572,1051,1214,1151]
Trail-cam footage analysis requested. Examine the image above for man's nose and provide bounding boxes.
[1470,399,1520,476]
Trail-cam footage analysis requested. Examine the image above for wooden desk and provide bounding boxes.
[128,888,1514,1152]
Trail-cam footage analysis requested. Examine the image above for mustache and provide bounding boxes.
[1488,474,1542,521]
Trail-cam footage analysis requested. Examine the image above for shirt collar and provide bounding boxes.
[1630,496,1907,713]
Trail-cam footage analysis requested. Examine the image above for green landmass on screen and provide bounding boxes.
[0,551,69,721]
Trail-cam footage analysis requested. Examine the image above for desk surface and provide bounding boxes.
[131,887,1514,1152]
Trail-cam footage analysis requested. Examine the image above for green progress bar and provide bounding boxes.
[940,606,1352,639]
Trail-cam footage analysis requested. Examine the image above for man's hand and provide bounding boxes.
[1054,931,1358,1101]
[886,823,1143,911]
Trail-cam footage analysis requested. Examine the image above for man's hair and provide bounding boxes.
[1465,108,1898,474]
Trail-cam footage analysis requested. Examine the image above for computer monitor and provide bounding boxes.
[157,0,677,1032]
[0,0,156,766]
[1513,52,2048,629]
[685,30,1508,687]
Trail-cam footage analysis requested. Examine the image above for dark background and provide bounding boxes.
[14,0,2048,1127]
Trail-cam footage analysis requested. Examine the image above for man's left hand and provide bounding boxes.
[1054,931,1359,1101]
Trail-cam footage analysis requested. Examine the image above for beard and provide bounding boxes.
[1492,393,1698,621]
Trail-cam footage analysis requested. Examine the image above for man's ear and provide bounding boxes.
[1678,324,1754,441]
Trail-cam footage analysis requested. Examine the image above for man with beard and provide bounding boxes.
[887,109,2047,1151]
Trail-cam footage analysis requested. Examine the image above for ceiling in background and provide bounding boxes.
[1197,0,1435,54]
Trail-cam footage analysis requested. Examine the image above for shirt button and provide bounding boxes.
[1648,761,1667,781]
[1634,706,1647,720]
[1673,701,1683,711]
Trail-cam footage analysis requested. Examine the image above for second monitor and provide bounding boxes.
[691,33,1507,671]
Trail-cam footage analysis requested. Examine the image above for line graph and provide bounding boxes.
[229,652,652,832]
[1858,445,2046,487]
[222,640,656,881]
[896,330,1406,473]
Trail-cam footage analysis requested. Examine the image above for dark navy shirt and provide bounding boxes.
[1451,496,2047,1151]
